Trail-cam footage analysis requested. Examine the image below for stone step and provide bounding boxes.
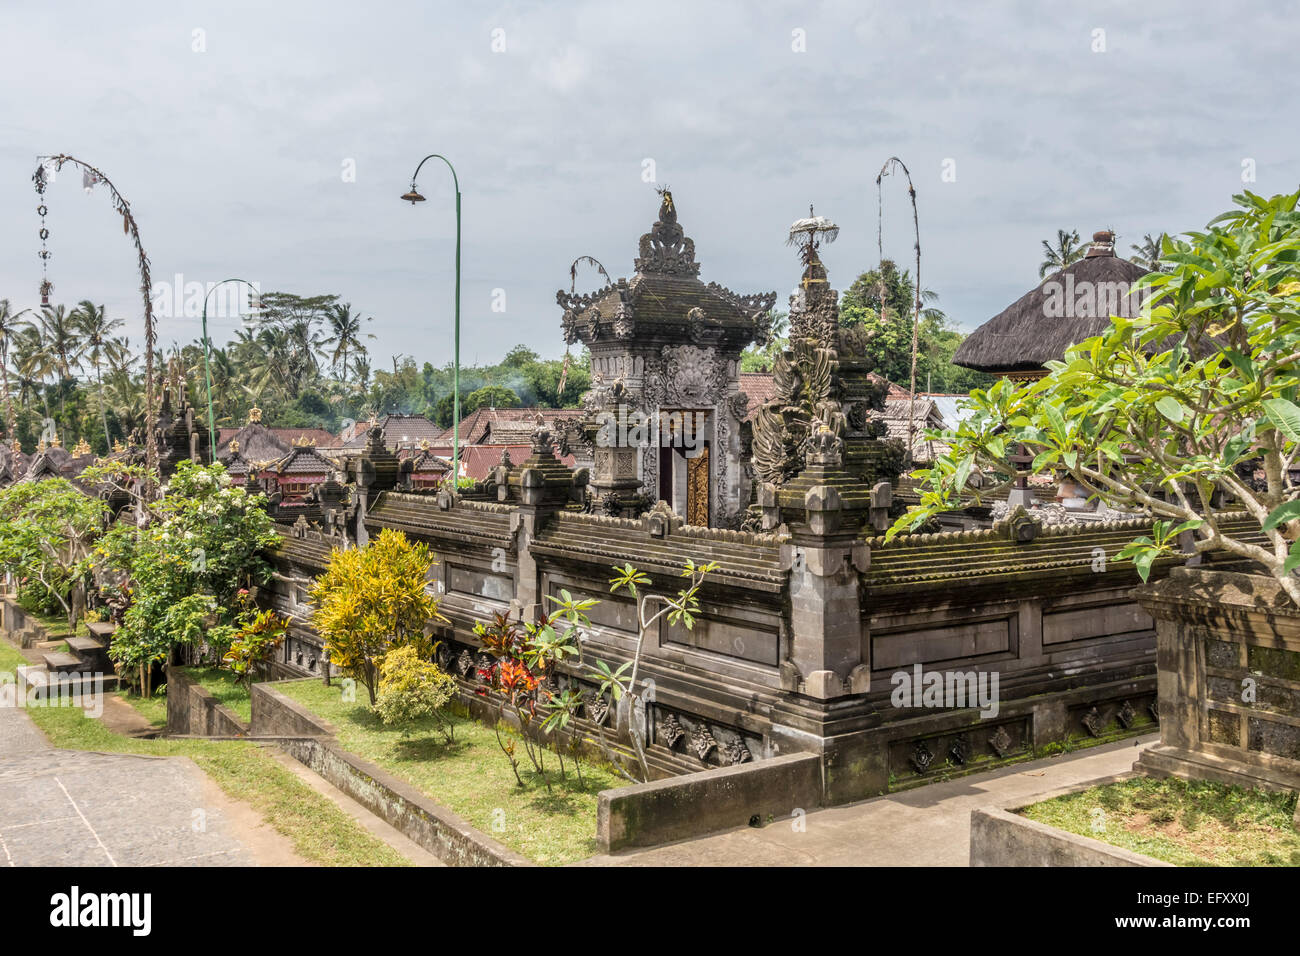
[86,621,118,643]
[15,665,118,696]
[42,651,82,673]
[66,636,112,672]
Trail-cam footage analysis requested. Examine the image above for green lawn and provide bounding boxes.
[1,636,411,867]
[120,689,169,729]
[1020,776,1300,866]
[19,604,89,642]
[182,666,254,723]
[279,679,622,865]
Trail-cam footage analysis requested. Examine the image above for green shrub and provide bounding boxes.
[373,645,458,739]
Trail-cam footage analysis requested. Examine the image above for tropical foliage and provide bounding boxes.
[473,559,716,786]
[894,191,1300,604]
[0,290,590,454]
[94,461,281,695]
[308,529,448,705]
[0,477,106,616]
[373,644,458,738]
[222,608,290,687]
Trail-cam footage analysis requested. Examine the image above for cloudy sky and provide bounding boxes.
[2,0,1297,369]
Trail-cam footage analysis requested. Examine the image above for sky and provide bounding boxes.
[2,0,1298,369]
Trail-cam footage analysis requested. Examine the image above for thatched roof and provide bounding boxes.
[954,231,1152,375]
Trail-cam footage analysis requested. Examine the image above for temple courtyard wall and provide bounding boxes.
[260,492,1266,808]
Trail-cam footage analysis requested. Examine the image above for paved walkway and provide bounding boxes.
[583,734,1157,866]
[0,687,306,866]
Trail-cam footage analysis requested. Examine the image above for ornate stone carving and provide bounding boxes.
[1081,706,1104,737]
[644,344,726,407]
[659,712,685,749]
[1116,699,1137,729]
[910,739,934,774]
[457,649,475,678]
[588,695,611,726]
[633,190,699,277]
[948,735,969,767]
[723,737,752,765]
[727,391,750,423]
[612,302,635,339]
[988,725,1013,758]
[691,723,718,761]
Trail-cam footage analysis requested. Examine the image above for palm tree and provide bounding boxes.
[0,300,33,440]
[325,302,373,381]
[36,304,85,432]
[72,300,125,449]
[12,324,55,420]
[1130,233,1168,273]
[1039,229,1086,279]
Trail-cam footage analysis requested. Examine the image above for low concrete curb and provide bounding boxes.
[250,682,532,867]
[597,751,823,852]
[166,667,249,737]
[969,772,1170,867]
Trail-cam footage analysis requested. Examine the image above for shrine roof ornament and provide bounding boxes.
[557,189,776,349]
[633,187,699,278]
[787,206,840,248]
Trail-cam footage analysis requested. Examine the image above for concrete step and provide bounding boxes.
[16,665,119,696]
[42,651,81,673]
[86,621,118,644]
[66,636,112,672]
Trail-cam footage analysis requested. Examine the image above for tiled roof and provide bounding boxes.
[423,442,576,480]
[866,514,1267,592]
[739,372,777,420]
[217,425,336,457]
[443,407,577,445]
[738,371,909,421]
[340,414,442,451]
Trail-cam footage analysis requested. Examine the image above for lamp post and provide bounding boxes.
[401,154,461,483]
[200,278,261,462]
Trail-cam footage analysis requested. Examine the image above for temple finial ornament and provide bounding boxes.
[634,187,700,277]
[248,406,262,424]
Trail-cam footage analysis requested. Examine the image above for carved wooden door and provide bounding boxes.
[686,444,709,526]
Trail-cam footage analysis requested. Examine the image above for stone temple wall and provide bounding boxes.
[258,493,1267,804]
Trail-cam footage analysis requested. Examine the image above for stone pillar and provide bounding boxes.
[348,424,398,548]
[776,430,873,700]
[507,418,587,622]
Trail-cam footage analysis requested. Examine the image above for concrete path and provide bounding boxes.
[583,734,1158,866]
[0,681,309,866]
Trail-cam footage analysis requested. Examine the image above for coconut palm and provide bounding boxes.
[325,302,373,381]
[12,324,55,419]
[72,300,125,449]
[36,304,86,432]
[1038,229,1086,279]
[0,299,33,440]
[1129,233,1168,273]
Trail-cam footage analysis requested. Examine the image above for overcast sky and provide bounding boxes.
[2,0,1297,369]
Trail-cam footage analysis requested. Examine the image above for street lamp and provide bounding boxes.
[200,278,261,462]
[401,154,461,482]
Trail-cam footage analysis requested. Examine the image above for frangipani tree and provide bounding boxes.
[891,190,1300,604]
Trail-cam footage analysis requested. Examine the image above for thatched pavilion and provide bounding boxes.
[953,230,1151,380]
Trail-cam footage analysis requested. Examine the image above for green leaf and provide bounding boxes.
[1155,396,1185,423]
[1263,398,1300,442]
[1262,500,1300,533]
